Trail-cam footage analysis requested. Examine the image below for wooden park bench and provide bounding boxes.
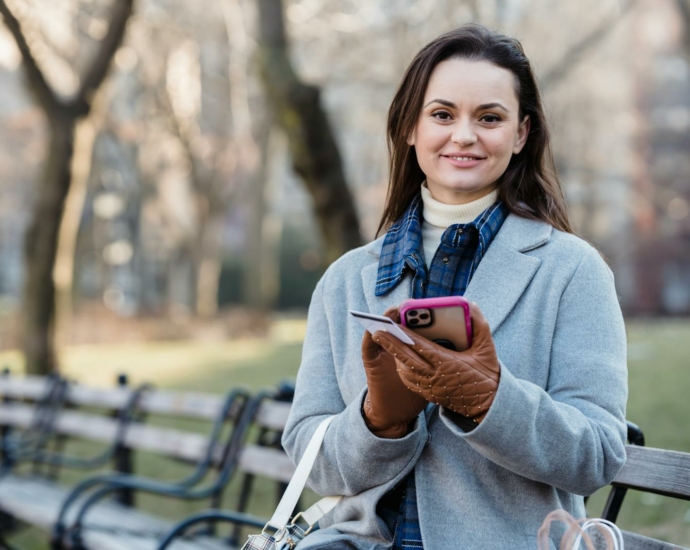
[592,422,690,550]
[0,373,296,550]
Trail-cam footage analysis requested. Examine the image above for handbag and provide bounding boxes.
[242,416,342,550]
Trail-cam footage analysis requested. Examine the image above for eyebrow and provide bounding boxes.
[423,99,509,112]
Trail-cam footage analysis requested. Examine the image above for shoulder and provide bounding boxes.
[315,236,383,292]
[536,226,614,285]
[324,236,383,278]
[499,213,608,273]
[500,212,613,285]
[549,228,611,271]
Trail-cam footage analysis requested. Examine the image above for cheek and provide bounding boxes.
[415,123,447,151]
[484,130,519,158]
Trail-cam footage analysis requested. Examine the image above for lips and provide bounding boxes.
[443,153,487,160]
[443,155,485,168]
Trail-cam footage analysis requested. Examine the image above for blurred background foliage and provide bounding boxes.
[0,0,689,369]
[0,0,690,546]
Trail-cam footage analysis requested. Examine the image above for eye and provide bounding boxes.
[431,110,452,121]
[481,114,502,123]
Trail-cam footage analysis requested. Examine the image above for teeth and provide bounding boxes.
[450,156,481,161]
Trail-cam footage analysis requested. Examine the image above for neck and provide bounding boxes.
[421,183,499,228]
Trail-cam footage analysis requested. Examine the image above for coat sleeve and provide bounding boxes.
[281,269,428,497]
[439,246,628,496]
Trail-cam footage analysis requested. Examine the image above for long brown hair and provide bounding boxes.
[378,24,573,236]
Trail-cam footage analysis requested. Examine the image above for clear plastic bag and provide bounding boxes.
[538,509,624,550]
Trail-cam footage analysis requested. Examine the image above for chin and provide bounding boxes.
[439,182,490,194]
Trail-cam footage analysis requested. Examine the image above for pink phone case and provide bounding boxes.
[399,296,473,351]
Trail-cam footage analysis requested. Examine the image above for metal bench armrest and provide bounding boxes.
[57,391,265,548]
[156,509,268,550]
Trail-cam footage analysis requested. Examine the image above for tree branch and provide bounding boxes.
[540,0,638,92]
[0,0,59,113]
[73,0,134,115]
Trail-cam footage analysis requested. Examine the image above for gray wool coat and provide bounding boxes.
[282,213,628,550]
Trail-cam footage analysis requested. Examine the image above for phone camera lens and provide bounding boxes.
[408,318,419,326]
[419,313,430,320]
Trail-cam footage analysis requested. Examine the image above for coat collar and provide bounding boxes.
[360,213,553,334]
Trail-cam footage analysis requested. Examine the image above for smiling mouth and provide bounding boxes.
[445,155,486,161]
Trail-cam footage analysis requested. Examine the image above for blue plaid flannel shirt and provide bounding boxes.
[375,193,508,549]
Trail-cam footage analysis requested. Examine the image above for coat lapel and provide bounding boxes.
[360,213,553,333]
[463,239,540,333]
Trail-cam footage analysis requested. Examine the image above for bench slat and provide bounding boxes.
[0,474,238,550]
[138,391,225,420]
[621,530,688,550]
[0,404,215,463]
[124,422,213,463]
[238,445,295,483]
[0,474,171,531]
[255,400,291,431]
[614,445,690,500]
[82,530,232,550]
[0,377,50,401]
[0,377,226,420]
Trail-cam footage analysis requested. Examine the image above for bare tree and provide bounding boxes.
[0,0,134,374]
[539,0,639,92]
[256,0,363,265]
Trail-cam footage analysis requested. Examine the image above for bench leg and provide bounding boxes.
[113,445,134,506]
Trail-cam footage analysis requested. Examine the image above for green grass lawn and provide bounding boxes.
[2,317,690,548]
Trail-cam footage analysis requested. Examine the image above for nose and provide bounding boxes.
[451,117,477,146]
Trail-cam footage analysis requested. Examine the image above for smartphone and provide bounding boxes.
[399,296,472,351]
[349,310,415,345]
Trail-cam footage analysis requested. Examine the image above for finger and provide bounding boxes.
[468,302,493,346]
[375,331,435,377]
[371,330,406,359]
[396,323,435,348]
[394,358,425,390]
[381,306,401,324]
[396,323,462,360]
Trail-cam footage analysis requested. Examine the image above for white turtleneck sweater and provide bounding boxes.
[421,183,498,268]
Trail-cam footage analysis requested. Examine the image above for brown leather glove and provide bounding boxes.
[361,307,428,438]
[374,302,500,424]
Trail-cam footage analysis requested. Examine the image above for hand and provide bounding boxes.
[361,307,428,438]
[374,302,500,424]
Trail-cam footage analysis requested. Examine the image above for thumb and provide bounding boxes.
[362,329,381,362]
[361,307,400,362]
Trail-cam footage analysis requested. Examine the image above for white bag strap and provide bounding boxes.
[299,495,341,526]
[267,416,341,531]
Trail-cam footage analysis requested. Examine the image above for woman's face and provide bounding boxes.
[408,58,530,205]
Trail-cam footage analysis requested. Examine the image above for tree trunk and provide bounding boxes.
[256,0,363,265]
[54,103,104,348]
[195,204,224,318]
[0,0,134,374]
[22,119,75,374]
[242,122,277,310]
[243,167,268,311]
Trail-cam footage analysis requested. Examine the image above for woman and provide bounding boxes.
[282,24,627,549]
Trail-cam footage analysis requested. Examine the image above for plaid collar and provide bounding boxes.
[375,193,508,297]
